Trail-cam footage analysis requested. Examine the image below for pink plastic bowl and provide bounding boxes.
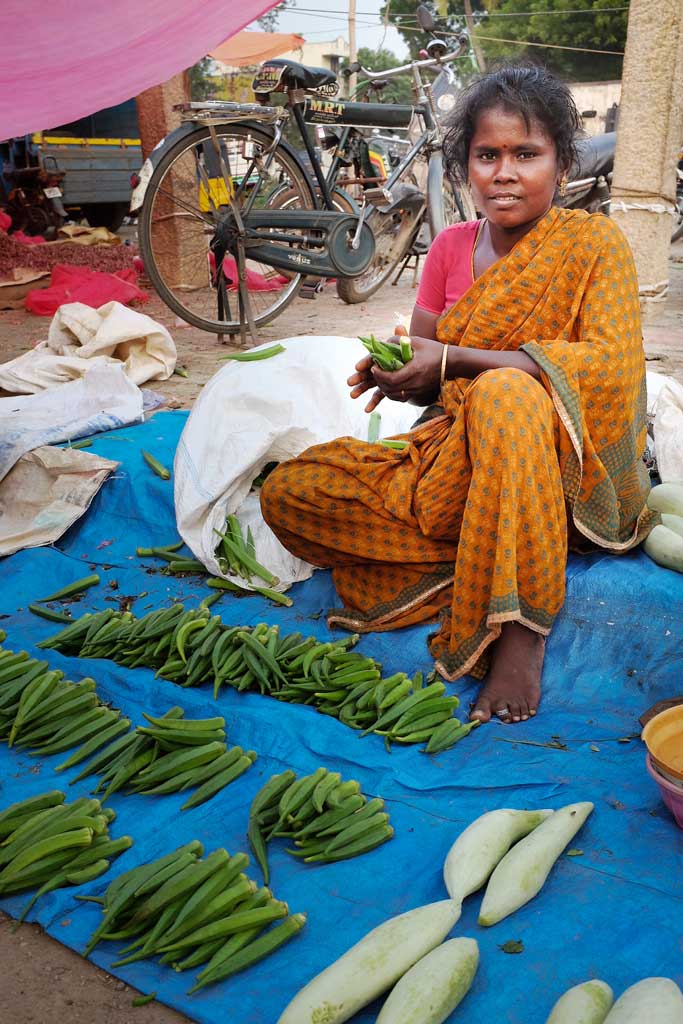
[647,752,683,828]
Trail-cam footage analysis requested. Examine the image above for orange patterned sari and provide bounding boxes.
[261,207,656,680]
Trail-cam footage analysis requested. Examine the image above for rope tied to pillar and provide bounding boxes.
[611,184,678,204]
[610,200,677,217]
[638,278,669,302]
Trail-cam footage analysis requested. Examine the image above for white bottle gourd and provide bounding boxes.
[376,937,479,1024]
[646,483,683,516]
[661,512,683,541]
[276,899,462,1024]
[603,978,683,1023]
[479,801,593,926]
[443,808,553,901]
[545,980,614,1023]
[643,523,683,573]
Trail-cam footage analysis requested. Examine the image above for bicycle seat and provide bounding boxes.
[572,132,615,180]
[264,58,337,92]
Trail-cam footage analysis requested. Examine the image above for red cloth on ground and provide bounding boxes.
[209,252,289,292]
[25,264,148,316]
[12,231,46,245]
[0,212,11,233]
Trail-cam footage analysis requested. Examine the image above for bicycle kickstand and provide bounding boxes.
[236,238,258,347]
[206,122,258,347]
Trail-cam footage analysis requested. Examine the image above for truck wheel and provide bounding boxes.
[81,202,129,232]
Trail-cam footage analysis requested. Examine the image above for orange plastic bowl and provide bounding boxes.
[646,753,683,828]
[641,704,683,781]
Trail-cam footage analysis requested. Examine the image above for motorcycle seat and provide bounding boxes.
[573,132,615,181]
[264,58,337,92]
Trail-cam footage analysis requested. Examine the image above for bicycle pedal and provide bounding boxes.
[364,187,394,208]
[300,278,325,299]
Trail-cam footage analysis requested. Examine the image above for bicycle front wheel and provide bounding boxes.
[138,124,316,335]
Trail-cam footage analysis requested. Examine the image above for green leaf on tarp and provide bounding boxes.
[499,940,524,954]
[566,848,584,857]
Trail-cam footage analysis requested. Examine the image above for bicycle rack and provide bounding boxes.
[176,101,283,127]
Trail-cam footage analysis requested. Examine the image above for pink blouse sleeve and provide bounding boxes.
[415,230,448,315]
[415,220,480,316]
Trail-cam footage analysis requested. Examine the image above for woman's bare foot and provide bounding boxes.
[469,621,545,724]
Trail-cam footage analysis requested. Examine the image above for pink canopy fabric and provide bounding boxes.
[0,0,279,139]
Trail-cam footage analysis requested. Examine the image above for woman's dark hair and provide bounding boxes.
[442,63,582,184]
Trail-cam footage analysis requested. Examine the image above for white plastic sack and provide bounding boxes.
[0,362,143,482]
[648,370,683,482]
[0,300,176,394]
[174,336,424,587]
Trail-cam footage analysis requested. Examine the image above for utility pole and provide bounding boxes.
[610,0,683,314]
[464,0,486,71]
[348,0,357,98]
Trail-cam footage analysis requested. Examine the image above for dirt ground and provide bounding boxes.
[1,240,683,1024]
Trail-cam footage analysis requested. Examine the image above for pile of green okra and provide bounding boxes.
[38,606,477,754]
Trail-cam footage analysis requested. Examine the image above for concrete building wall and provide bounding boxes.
[569,80,622,136]
[275,37,350,75]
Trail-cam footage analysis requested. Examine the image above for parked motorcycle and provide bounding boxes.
[1,138,67,239]
[673,149,683,243]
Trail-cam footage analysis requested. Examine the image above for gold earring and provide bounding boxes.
[559,175,568,198]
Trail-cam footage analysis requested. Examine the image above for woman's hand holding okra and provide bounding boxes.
[349,335,445,412]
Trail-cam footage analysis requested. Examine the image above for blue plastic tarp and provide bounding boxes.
[1,411,682,1023]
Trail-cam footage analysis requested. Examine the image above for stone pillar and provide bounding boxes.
[136,71,188,161]
[611,0,683,313]
[136,72,206,291]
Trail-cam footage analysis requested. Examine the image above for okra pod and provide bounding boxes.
[35,574,100,603]
[141,450,171,480]
[28,605,74,624]
[219,343,285,362]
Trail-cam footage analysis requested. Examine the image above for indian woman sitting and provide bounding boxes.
[260,63,657,725]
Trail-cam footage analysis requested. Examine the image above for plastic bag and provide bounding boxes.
[651,372,683,482]
[0,299,175,393]
[174,335,423,587]
[0,445,119,556]
[0,362,143,482]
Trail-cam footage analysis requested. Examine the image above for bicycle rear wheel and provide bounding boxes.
[336,155,477,305]
[138,124,316,335]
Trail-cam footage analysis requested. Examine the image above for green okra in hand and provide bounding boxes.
[359,333,413,372]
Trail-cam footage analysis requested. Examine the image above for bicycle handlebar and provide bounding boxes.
[353,36,469,82]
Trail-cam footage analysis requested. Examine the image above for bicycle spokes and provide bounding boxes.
[141,125,315,334]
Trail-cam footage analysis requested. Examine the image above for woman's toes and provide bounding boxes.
[508,702,523,723]
[470,700,492,723]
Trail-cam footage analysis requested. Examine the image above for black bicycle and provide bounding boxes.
[133,11,474,337]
